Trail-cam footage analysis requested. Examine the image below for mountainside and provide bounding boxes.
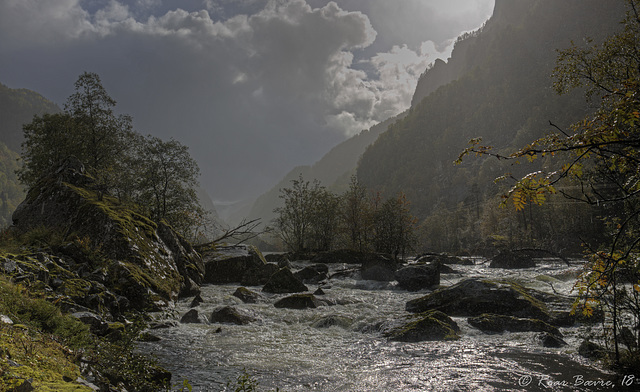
[0,82,60,227]
[357,0,625,220]
[246,114,404,225]
[0,82,60,151]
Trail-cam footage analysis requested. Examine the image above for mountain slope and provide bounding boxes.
[357,0,625,219]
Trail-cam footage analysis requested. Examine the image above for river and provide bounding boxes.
[137,259,633,391]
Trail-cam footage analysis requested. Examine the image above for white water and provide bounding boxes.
[138,260,629,391]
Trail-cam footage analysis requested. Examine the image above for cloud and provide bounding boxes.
[0,0,493,200]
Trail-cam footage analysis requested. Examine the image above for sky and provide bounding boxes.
[0,0,494,203]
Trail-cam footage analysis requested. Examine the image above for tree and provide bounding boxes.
[458,0,640,366]
[272,174,322,253]
[372,192,417,259]
[133,135,203,237]
[341,176,371,251]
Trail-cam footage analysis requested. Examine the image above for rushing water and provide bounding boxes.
[137,259,633,391]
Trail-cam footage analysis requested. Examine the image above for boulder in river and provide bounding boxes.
[202,244,277,286]
[233,287,262,303]
[405,278,550,321]
[263,268,308,294]
[360,254,397,281]
[210,306,256,325]
[394,264,439,291]
[385,310,460,342]
[274,294,320,309]
[489,250,536,269]
[180,309,208,324]
[294,264,329,283]
[467,314,561,335]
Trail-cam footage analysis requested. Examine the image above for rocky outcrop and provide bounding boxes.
[394,264,439,291]
[262,268,308,294]
[405,278,550,321]
[201,244,277,286]
[385,310,460,342]
[467,314,561,335]
[274,294,320,309]
[11,158,204,310]
[210,306,256,325]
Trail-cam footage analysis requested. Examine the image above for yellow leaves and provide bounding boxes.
[634,284,640,293]
[505,172,557,211]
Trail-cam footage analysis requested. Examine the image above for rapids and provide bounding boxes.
[137,259,633,391]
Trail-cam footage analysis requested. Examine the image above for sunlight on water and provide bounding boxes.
[137,261,623,391]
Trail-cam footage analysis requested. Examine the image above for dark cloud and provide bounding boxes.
[0,0,493,202]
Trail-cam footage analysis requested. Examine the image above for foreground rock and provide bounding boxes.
[395,264,439,291]
[11,157,204,310]
[201,244,277,286]
[263,268,308,294]
[210,306,256,325]
[274,294,320,309]
[385,310,460,342]
[467,314,561,335]
[406,278,550,321]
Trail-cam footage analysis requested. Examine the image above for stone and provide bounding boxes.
[274,294,320,309]
[180,309,208,324]
[210,306,256,325]
[405,278,550,321]
[71,311,109,336]
[311,315,352,329]
[294,264,329,283]
[489,250,536,269]
[262,268,308,294]
[233,287,261,303]
[0,314,14,325]
[394,264,440,291]
[189,294,204,308]
[385,310,460,342]
[360,254,397,281]
[537,332,567,348]
[578,340,607,360]
[467,314,561,335]
[202,244,274,285]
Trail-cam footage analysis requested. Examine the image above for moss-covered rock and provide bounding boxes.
[11,158,204,310]
[405,278,550,320]
[385,310,461,342]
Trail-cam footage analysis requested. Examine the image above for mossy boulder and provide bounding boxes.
[405,278,550,321]
[11,158,204,310]
[262,268,308,294]
[385,310,460,342]
[467,313,561,335]
[202,244,276,286]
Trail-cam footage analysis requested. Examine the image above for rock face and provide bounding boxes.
[274,294,320,309]
[201,244,276,286]
[262,268,308,294]
[467,314,561,335]
[405,278,550,321]
[11,158,204,310]
[385,310,460,342]
[394,264,439,291]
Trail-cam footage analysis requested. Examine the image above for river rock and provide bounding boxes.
[263,268,308,294]
[417,253,472,265]
[180,309,208,324]
[274,294,320,309]
[467,314,561,335]
[489,250,536,269]
[311,315,352,329]
[394,264,439,291]
[405,278,550,321]
[202,244,275,286]
[537,332,567,348]
[210,306,256,325]
[578,340,607,360]
[233,287,262,303]
[294,264,329,283]
[385,310,460,342]
[361,254,397,281]
[189,294,204,308]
